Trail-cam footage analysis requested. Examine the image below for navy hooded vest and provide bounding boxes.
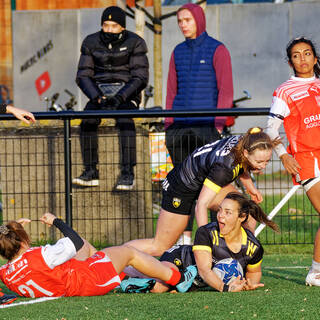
[172,31,221,124]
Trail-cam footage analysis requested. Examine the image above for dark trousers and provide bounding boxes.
[80,100,136,173]
[165,123,221,231]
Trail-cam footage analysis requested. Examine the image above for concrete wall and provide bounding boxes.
[12,2,320,131]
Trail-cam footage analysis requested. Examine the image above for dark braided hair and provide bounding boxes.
[286,36,320,78]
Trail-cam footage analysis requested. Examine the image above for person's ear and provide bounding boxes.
[239,214,247,224]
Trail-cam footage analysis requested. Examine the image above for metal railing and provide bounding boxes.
[0,108,318,246]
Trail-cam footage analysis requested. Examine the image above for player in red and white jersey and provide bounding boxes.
[266,37,320,286]
[0,213,198,298]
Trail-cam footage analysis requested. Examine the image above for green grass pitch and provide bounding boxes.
[1,253,319,320]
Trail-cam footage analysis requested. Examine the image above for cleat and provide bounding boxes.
[0,289,17,305]
[305,269,320,286]
[72,169,99,187]
[120,278,156,293]
[176,265,198,293]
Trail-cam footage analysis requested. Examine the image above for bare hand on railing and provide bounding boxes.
[40,212,57,226]
[6,105,36,124]
[280,153,301,176]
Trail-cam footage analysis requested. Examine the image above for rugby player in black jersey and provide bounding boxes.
[125,127,281,257]
[121,192,278,293]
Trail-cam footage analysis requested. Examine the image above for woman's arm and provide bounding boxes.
[3,105,36,124]
[244,265,264,291]
[239,172,262,203]
[194,250,245,292]
[40,213,84,251]
[195,185,217,227]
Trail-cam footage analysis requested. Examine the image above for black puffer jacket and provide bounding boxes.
[76,30,149,105]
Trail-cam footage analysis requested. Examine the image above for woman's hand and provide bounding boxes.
[17,218,31,227]
[228,276,246,292]
[280,153,301,176]
[243,278,264,291]
[6,105,36,124]
[239,174,263,203]
[246,187,263,204]
[40,213,57,226]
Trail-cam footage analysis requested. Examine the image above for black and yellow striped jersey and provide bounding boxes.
[193,221,263,272]
[166,135,244,194]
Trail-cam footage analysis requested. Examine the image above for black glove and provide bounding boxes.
[106,95,123,109]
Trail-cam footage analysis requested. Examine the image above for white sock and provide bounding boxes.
[311,260,320,272]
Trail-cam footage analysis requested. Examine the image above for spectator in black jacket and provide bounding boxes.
[73,6,149,190]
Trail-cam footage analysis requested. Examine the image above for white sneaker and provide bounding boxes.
[305,269,320,286]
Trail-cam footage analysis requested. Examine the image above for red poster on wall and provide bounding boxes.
[35,71,51,96]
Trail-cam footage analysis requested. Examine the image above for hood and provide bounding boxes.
[179,3,206,38]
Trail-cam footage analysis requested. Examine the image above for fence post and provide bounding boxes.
[64,118,72,227]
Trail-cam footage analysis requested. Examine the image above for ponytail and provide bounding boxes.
[232,127,282,172]
[0,221,30,260]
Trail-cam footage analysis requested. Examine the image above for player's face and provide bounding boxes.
[217,199,243,235]
[243,148,272,174]
[102,21,124,34]
[289,42,317,78]
[177,9,197,39]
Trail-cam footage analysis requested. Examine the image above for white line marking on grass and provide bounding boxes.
[0,297,60,309]
[264,266,309,270]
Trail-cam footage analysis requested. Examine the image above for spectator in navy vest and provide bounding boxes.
[165,3,234,245]
[72,6,149,190]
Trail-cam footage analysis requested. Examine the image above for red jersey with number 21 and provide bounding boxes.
[0,238,121,297]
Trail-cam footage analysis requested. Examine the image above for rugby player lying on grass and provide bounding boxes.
[121,192,278,293]
[0,213,197,298]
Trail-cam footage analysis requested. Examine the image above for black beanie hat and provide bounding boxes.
[101,6,126,28]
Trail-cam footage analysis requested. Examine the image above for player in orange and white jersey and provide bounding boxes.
[266,37,320,286]
[0,214,197,298]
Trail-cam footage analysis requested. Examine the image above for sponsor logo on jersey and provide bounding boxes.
[172,197,181,208]
[291,91,309,101]
[304,113,320,125]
